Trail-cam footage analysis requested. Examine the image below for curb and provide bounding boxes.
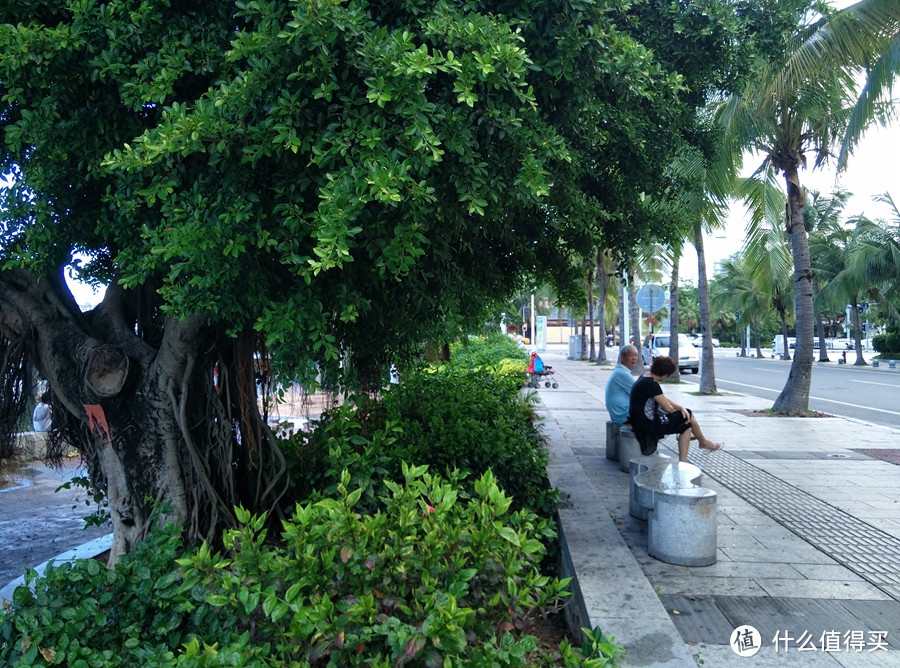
[0,534,112,603]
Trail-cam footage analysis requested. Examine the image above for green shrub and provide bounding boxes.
[294,365,557,521]
[873,327,900,355]
[0,469,592,666]
[448,333,528,369]
[176,466,571,666]
[0,518,205,666]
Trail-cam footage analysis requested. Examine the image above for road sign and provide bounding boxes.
[636,285,666,313]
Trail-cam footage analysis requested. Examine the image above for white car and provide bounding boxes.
[642,332,700,373]
[690,333,720,348]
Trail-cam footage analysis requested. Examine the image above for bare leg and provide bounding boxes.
[688,414,721,450]
[678,429,691,462]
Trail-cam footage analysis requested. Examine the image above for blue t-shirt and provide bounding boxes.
[604,364,634,423]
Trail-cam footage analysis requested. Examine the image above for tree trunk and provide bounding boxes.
[754,317,763,359]
[777,308,791,360]
[813,278,830,362]
[850,299,866,365]
[668,256,681,384]
[0,270,287,564]
[629,278,644,375]
[587,266,596,362]
[595,251,608,364]
[694,229,717,394]
[772,165,813,414]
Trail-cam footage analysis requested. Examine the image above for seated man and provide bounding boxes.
[604,345,639,424]
[629,356,722,460]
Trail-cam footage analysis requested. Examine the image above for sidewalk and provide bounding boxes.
[539,346,900,667]
[0,458,111,595]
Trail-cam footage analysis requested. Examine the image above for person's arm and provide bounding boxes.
[652,392,689,420]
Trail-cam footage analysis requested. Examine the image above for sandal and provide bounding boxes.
[699,442,722,452]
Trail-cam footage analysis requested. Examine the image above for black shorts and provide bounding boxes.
[655,408,692,438]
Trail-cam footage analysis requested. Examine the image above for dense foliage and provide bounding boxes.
[873,327,900,357]
[285,334,556,519]
[0,469,588,666]
[0,0,750,554]
[0,338,623,666]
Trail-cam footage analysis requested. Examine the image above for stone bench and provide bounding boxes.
[633,462,717,567]
[628,453,671,520]
[605,421,625,461]
[617,426,660,472]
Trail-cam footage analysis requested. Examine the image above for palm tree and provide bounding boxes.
[788,0,900,169]
[807,191,873,364]
[721,0,900,413]
[739,168,796,361]
[594,249,619,365]
[849,193,900,319]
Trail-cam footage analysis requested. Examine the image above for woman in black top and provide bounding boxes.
[629,356,722,461]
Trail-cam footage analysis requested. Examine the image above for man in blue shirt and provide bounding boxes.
[605,345,638,423]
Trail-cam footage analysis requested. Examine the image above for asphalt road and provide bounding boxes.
[681,351,900,430]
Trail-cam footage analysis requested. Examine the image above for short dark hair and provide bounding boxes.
[650,356,676,377]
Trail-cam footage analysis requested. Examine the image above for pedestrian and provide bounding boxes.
[32,391,52,432]
[604,345,639,424]
[629,356,722,461]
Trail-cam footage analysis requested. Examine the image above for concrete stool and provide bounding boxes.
[606,421,623,461]
[618,427,659,472]
[634,462,717,567]
[618,426,641,472]
[629,453,672,520]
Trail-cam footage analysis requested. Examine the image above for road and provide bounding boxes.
[681,351,900,430]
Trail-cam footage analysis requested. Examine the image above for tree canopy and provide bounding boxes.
[1,0,749,555]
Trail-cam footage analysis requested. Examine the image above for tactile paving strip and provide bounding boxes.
[660,444,900,602]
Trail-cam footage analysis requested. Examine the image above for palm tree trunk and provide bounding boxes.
[669,256,681,384]
[813,278,830,362]
[579,310,586,360]
[754,317,763,358]
[695,229,717,394]
[772,167,814,414]
[587,265,596,362]
[596,251,609,364]
[629,277,644,375]
[850,299,866,365]
[778,310,790,360]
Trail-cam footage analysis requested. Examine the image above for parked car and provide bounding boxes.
[642,332,700,373]
[689,333,720,348]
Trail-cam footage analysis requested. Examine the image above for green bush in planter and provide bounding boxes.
[448,333,528,369]
[176,466,572,666]
[293,364,556,521]
[0,469,618,666]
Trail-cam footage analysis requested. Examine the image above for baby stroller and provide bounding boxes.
[526,351,558,388]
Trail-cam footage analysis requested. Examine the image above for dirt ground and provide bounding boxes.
[0,457,111,588]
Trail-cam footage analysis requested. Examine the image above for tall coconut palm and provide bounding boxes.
[787,0,900,169]
[807,191,872,364]
[849,193,900,319]
[594,249,619,365]
[805,189,854,361]
[739,168,796,361]
[721,0,900,412]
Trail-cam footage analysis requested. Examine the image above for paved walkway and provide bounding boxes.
[0,458,111,593]
[540,345,900,667]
